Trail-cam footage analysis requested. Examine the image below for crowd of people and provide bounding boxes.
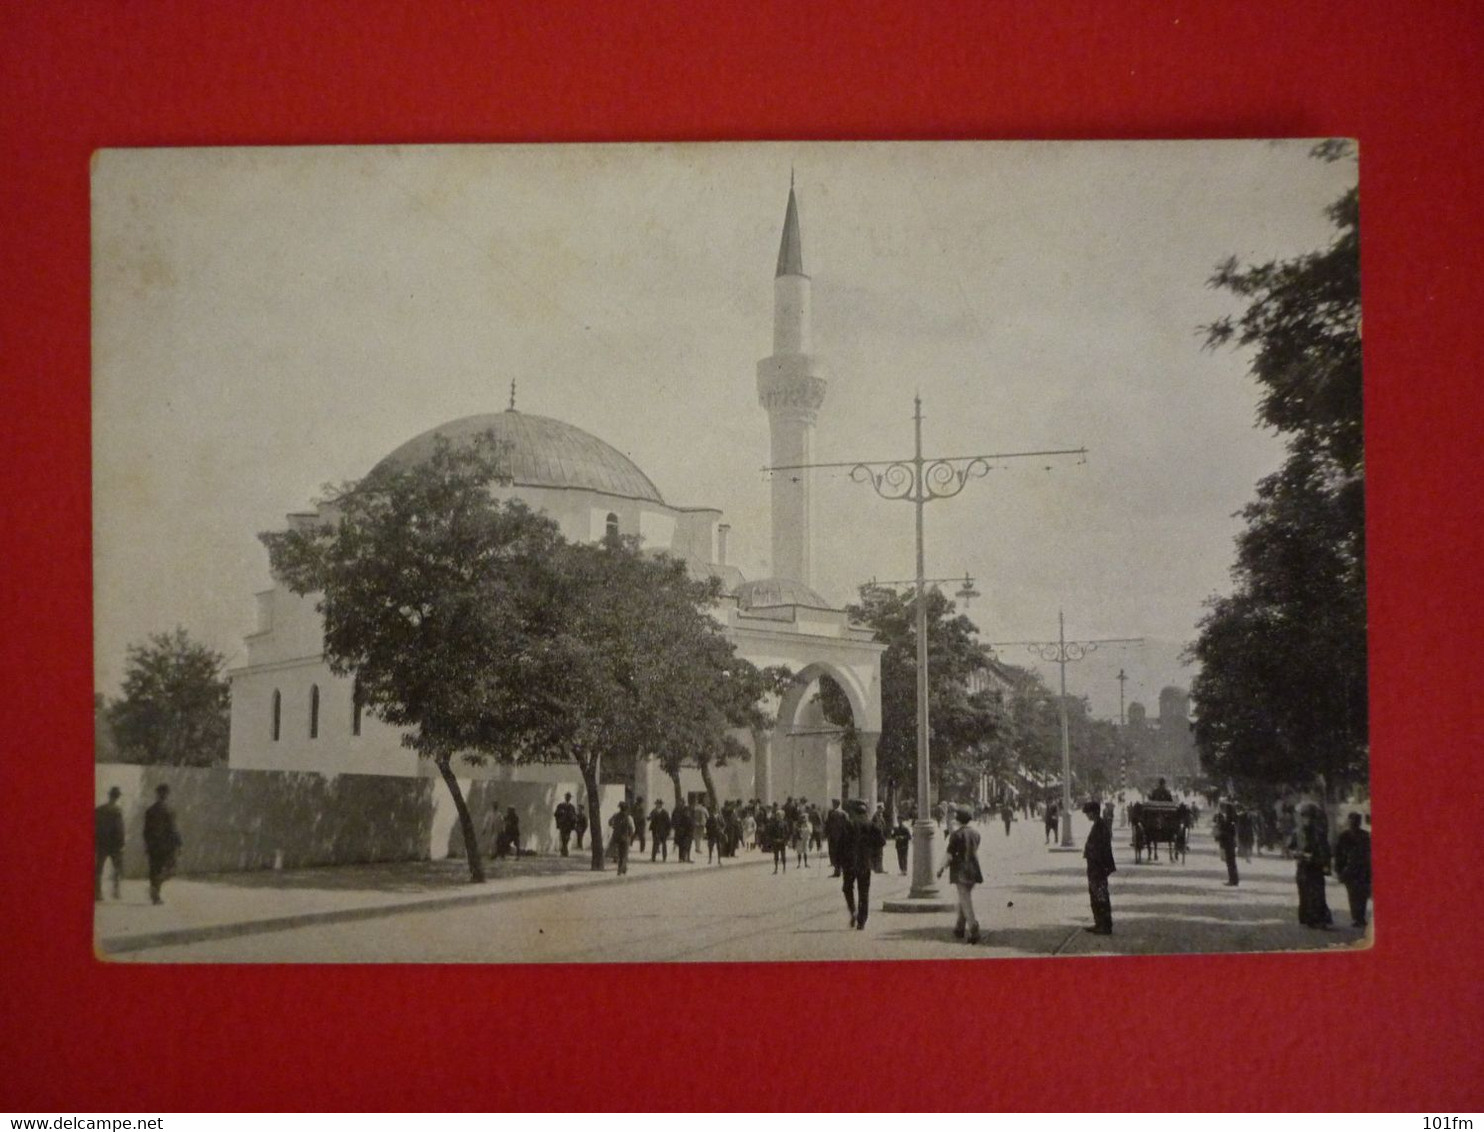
[97,773,1369,943]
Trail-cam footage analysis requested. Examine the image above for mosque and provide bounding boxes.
[226,183,886,843]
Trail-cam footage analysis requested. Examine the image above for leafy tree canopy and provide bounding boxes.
[262,434,780,873]
[108,628,230,766]
[821,585,1002,805]
[1190,142,1366,794]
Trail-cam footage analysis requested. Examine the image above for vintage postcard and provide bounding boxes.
[91,141,1366,962]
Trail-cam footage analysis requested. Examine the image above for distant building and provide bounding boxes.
[1123,686,1199,790]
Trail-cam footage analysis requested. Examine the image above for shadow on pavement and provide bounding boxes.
[882,921,1079,956]
[200,855,597,893]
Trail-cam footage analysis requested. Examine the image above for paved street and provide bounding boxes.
[102,814,1370,963]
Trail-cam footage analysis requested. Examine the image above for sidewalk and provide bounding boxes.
[94,848,770,955]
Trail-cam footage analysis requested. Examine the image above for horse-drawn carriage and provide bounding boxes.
[1130,800,1188,864]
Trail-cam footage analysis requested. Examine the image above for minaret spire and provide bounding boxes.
[757,178,828,586]
[775,178,805,278]
[508,379,517,412]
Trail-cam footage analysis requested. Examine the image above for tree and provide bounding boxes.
[820,585,1003,810]
[510,535,773,868]
[262,434,566,882]
[107,628,230,766]
[1189,142,1366,795]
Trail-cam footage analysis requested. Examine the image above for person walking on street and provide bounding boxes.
[891,816,912,875]
[937,806,984,943]
[766,804,790,874]
[554,793,577,857]
[94,786,125,901]
[1082,800,1116,934]
[706,808,724,865]
[1000,801,1014,837]
[1333,811,1372,928]
[648,800,672,862]
[630,796,646,855]
[574,803,588,850]
[870,803,888,874]
[496,807,521,859]
[1292,802,1333,928]
[672,801,694,863]
[825,799,848,877]
[793,810,811,868]
[608,802,634,876]
[1044,801,1059,845]
[143,784,182,905]
[839,800,886,929]
[1215,801,1240,886]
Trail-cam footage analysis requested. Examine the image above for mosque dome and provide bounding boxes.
[370,409,664,504]
[733,577,832,610]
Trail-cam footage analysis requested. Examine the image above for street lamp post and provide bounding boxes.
[768,395,1085,902]
[993,615,1141,848]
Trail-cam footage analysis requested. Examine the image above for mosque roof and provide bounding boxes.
[371,409,665,504]
[733,576,832,610]
[775,183,805,278]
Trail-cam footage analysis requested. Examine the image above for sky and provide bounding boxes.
[92,141,1357,719]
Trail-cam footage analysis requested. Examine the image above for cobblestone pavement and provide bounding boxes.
[100,815,1370,963]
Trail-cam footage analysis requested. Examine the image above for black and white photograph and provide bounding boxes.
[91,140,1366,963]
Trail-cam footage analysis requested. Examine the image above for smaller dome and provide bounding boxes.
[733,577,832,610]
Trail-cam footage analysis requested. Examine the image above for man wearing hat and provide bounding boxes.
[1081,801,1115,935]
[824,799,848,877]
[936,806,983,943]
[94,786,126,901]
[1214,800,1240,886]
[1333,811,1371,929]
[838,799,886,929]
[143,783,183,905]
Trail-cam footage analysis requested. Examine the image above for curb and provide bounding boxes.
[98,855,773,955]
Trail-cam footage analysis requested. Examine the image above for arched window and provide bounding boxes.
[271,690,281,742]
[605,512,619,541]
[309,684,320,739]
[351,678,363,737]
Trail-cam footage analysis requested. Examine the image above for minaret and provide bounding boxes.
[757,177,828,586]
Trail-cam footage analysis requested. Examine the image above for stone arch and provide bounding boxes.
[755,660,880,807]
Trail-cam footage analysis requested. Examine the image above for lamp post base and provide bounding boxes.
[882,896,957,913]
[1060,809,1074,848]
[882,819,955,912]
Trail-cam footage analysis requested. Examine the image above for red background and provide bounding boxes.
[2,1,1481,1112]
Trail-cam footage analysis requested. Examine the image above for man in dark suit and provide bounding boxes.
[672,802,693,863]
[838,800,886,930]
[648,800,672,862]
[1149,777,1174,802]
[1215,801,1240,886]
[870,803,889,874]
[630,796,646,853]
[94,786,125,901]
[554,793,577,857]
[824,799,848,877]
[1333,811,1371,928]
[1082,801,1116,934]
[143,784,182,905]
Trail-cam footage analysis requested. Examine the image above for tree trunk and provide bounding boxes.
[667,766,685,810]
[699,760,719,810]
[435,754,485,883]
[580,755,606,872]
